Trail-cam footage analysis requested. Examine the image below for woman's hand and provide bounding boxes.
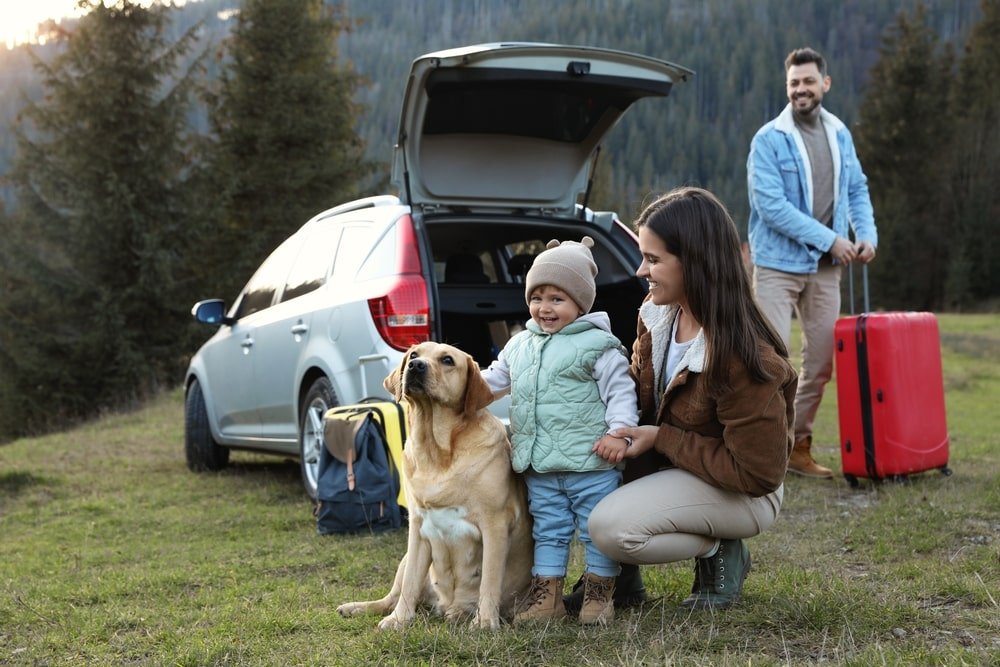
[593,425,659,463]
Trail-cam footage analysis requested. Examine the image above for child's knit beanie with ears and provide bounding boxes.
[524,236,598,314]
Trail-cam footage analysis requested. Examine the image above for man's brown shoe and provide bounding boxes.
[787,436,833,478]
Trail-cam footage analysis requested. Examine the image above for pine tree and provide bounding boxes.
[205,0,372,300]
[944,0,1000,309]
[855,4,953,310]
[0,1,201,439]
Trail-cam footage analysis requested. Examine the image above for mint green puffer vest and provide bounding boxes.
[505,319,623,473]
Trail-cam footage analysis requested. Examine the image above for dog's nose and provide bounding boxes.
[406,357,427,374]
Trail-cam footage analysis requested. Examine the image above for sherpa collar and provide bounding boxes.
[773,104,844,214]
[638,301,706,392]
[773,103,846,135]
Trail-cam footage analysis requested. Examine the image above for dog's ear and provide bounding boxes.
[463,352,494,417]
[384,347,410,401]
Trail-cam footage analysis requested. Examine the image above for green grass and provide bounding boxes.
[1,314,998,665]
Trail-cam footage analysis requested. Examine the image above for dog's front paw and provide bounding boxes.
[443,606,473,624]
[472,609,501,631]
[337,602,366,617]
[377,614,409,631]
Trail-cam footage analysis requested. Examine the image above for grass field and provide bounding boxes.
[1,314,998,665]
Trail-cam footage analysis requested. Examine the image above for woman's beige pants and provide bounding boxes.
[589,468,783,564]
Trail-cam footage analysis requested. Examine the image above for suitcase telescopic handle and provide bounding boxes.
[847,262,870,315]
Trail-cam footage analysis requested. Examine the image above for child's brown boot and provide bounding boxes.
[513,576,566,624]
[578,572,616,625]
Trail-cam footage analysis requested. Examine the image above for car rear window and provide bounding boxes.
[422,68,670,143]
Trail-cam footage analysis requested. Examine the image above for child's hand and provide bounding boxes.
[597,425,658,461]
[592,433,630,463]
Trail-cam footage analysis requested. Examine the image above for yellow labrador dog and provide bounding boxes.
[336,342,533,630]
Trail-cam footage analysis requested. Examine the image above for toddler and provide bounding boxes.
[481,236,638,625]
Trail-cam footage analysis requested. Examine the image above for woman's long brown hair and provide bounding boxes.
[634,187,788,395]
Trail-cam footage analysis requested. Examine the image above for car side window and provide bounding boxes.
[336,224,378,281]
[232,235,304,320]
[280,223,342,303]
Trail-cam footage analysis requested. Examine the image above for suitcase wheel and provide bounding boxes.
[940,466,953,477]
[844,474,859,489]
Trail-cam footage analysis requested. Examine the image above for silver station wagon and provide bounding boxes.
[184,42,692,498]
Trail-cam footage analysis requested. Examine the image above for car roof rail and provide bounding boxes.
[318,195,402,220]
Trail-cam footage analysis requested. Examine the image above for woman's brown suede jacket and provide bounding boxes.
[627,301,797,497]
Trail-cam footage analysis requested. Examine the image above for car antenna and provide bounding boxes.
[579,145,601,219]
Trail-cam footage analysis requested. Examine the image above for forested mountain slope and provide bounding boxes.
[336,0,980,227]
[0,0,982,228]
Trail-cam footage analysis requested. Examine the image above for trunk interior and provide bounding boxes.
[424,215,647,368]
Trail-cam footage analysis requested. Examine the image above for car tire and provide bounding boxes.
[185,379,230,472]
[300,377,337,500]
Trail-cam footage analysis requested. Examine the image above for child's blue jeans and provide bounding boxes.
[524,468,622,578]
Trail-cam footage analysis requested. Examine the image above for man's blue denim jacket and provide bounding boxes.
[747,104,878,274]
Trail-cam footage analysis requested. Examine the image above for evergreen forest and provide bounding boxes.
[0,0,996,441]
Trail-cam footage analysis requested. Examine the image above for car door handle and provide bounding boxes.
[290,323,309,335]
[240,337,254,349]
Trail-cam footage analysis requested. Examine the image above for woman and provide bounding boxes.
[588,186,796,609]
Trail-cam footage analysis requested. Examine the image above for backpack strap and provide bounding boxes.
[345,448,356,491]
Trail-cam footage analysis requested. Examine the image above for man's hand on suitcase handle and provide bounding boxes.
[831,237,876,265]
[830,236,858,264]
[855,240,876,264]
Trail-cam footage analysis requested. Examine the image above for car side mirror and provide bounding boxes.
[192,299,233,326]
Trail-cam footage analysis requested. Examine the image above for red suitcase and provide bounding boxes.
[834,268,951,487]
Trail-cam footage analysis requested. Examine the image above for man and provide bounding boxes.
[747,47,878,478]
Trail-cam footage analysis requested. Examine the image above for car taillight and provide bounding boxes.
[368,275,430,350]
[367,215,430,350]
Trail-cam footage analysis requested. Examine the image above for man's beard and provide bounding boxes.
[792,94,820,117]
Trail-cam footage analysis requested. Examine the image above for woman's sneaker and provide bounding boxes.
[680,538,751,609]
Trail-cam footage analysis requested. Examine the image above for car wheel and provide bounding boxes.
[185,379,230,472]
[300,377,336,500]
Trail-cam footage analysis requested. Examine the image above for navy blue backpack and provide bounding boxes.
[315,412,402,535]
